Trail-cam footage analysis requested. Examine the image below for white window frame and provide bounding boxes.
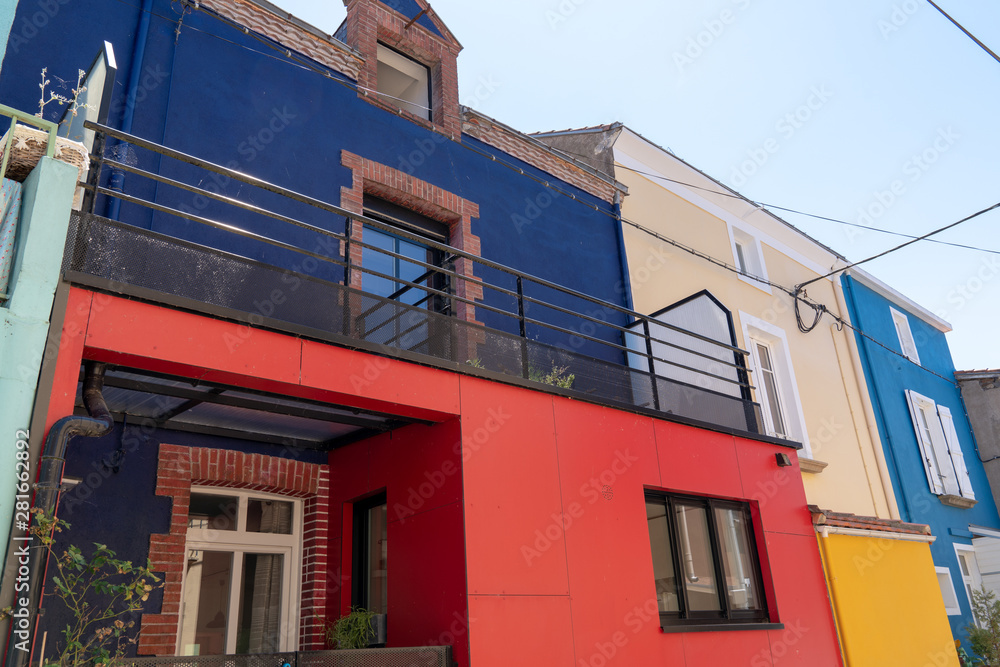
[955,544,984,623]
[890,307,920,365]
[904,390,975,500]
[739,313,810,455]
[376,43,431,120]
[176,487,303,656]
[936,566,962,615]
[728,225,771,294]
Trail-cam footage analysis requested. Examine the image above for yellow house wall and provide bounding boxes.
[816,532,959,667]
[618,167,891,518]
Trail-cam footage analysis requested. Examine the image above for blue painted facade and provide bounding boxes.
[841,273,1000,643]
[0,0,629,364]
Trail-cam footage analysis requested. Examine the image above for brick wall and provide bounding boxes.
[138,445,330,655]
[340,150,483,331]
[343,0,462,137]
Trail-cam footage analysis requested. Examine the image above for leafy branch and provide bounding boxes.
[0,509,161,667]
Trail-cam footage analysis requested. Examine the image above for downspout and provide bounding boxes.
[816,527,850,665]
[106,0,153,220]
[612,190,635,312]
[833,278,900,520]
[4,361,114,667]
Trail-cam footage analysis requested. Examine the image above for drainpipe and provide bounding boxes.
[106,0,152,220]
[4,361,113,667]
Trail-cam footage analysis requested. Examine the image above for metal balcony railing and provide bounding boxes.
[67,121,765,436]
[121,646,452,667]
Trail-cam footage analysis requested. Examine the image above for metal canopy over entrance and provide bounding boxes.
[72,366,424,450]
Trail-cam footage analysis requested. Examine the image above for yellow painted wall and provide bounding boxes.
[616,159,893,519]
[817,532,959,667]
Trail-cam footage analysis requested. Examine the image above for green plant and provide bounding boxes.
[529,362,575,389]
[967,585,1000,666]
[36,67,93,137]
[326,607,377,650]
[465,358,484,369]
[0,509,160,667]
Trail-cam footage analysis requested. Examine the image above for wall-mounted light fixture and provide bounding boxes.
[775,452,792,467]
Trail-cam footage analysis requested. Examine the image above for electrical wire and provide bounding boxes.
[796,201,1000,291]
[100,0,977,386]
[925,0,1000,66]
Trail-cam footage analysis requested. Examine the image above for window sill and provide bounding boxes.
[798,457,828,474]
[939,494,977,509]
[660,622,783,634]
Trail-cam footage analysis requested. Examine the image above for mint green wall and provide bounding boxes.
[0,0,18,76]
[0,157,77,549]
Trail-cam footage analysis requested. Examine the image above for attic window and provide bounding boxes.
[376,43,431,120]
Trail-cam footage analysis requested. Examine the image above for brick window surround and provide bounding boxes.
[139,445,330,655]
[342,0,462,137]
[340,150,483,329]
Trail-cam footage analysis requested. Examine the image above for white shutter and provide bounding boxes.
[938,405,975,500]
[905,389,946,495]
[973,537,1000,599]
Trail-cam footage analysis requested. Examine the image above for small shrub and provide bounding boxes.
[528,363,575,389]
[326,607,377,650]
[967,586,1000,666]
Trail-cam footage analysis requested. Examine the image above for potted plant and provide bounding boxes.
[0,68,91,207]
[326,607,386,650]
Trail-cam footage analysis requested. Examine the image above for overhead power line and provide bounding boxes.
[925,0,1000,66]
[102,0,972,385]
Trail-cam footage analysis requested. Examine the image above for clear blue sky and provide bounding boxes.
[281,0,1000,370]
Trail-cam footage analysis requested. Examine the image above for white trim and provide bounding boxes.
[936,566,962,615]
[614,130,839,277]
[727,226,772,294]
[815,525,935,543]
[177,487,303,655]
[739,312,811,455]
[955,543,984,620]
[848,268,952,333]
[890,307,921,365]
[970,525,1000,540]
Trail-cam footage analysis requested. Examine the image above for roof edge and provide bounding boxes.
[846,268,952,333]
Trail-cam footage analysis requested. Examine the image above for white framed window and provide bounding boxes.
[904,390,975,500]
[955,545,984,623]
[728,226,771,294]
[177,488,302,656]
[739,313,810,455]
[376,43,431,120]
[890,307,920,364]
[937,566,962,615]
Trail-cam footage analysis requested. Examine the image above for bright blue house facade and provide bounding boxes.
[841,269,1000,645]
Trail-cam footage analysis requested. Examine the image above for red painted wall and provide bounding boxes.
[326,420,470,667]
[457,377,843,666]
[48,289,842,666]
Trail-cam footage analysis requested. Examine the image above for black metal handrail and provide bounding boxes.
[76,121,765,434]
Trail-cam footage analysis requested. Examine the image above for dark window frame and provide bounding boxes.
[352,491,388,615]
[645,491,771,628]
